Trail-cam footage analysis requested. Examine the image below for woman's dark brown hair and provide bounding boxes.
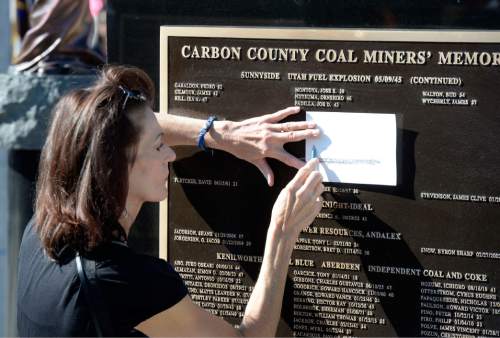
[35,65,155,260]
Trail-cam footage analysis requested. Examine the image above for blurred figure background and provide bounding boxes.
[12,0,106,74]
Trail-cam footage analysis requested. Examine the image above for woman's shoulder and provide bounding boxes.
[91,242,188,328]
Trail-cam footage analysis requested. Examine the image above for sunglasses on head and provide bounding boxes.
[118,85,146,110]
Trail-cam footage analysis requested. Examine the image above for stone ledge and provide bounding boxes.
[0,74,95,150]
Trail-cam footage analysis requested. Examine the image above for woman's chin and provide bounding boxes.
[141,185,168,203]
[153,189,168,202]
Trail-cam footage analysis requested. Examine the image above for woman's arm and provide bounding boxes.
[136,159,323,337]
[239,158,323,336]
[155,107,320,186]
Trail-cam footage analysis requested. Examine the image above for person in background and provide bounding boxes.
[14,0,105,74]
[17,65,323,336]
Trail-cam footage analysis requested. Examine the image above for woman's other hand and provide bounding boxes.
[137,160,324,338]
[270,158,323,238]
[220,106,320,186]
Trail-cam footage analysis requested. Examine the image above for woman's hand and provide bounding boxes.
[157,106,320,186]
[218,106,320,186]
[269,158,323,238]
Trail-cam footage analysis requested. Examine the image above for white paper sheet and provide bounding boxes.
[306,111,397,186]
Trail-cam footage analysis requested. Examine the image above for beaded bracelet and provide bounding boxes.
[197,115,217,152]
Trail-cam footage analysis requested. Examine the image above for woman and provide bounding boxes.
[17,65,323,336]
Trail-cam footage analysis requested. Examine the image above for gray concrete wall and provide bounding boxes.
[0,75,96,150]
[0,0,10,334]
[0,0,10,72]
[0,150,7,337]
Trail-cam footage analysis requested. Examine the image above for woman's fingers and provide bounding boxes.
[273,150,306,170]
[273,129,320,143]
[285,182,323,233]
[252,158,274,187]
[295,171,323,208]
[287,158,319,191]
[310,197,323,223]
[313,181,325,200]
[272,159,324,234]
[263,106,301,123]
[269,121,316,132]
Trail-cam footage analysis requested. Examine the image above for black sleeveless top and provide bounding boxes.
[17,220,188,336]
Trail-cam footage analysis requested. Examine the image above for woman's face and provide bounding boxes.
[127,107,176,203]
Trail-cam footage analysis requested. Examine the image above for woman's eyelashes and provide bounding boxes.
[156,143,164,152]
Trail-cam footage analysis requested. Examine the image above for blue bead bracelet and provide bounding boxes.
[197,116,217,152]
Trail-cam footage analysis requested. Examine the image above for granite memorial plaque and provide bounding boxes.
[159,27,500,337]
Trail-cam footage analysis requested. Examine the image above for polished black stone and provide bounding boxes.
[108,0,500,109]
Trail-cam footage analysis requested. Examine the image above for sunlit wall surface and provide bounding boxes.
[0,150,7,337]
[1,0,10,335]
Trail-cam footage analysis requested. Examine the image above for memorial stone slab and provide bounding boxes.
[107,1,500,336]
[159,27,500,337]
